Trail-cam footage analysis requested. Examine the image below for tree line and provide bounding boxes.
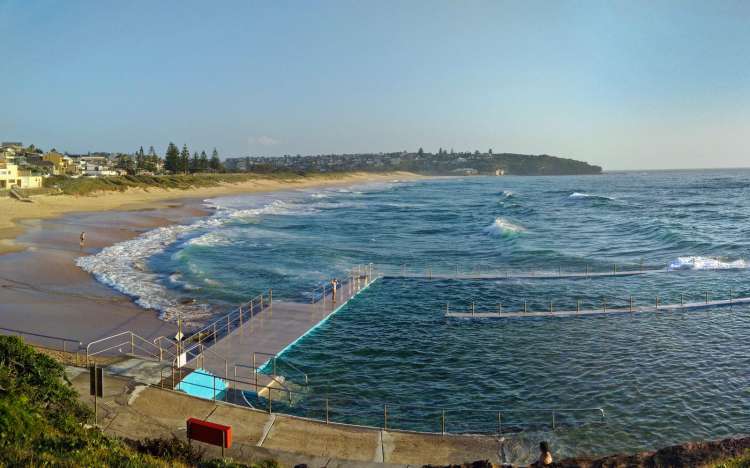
[115,143,223,175]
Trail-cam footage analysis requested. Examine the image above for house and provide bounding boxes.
[43,151,76,175]
[0,158,43,189]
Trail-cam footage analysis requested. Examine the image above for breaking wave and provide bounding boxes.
[569,192,614,201]
[75,198,297,325]
[667,256,749,271]
[483,217,525,237]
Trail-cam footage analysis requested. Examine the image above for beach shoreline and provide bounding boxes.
[0,171,420,254]
[0,171,421,344]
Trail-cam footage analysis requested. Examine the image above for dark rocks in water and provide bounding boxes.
[179,298,196,305]
[422,436,750,467]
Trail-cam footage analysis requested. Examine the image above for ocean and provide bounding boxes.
[77,170,750,460]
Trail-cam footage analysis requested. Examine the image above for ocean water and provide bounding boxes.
[78,170,750,461]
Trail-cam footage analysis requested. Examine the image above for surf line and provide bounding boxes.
[257,276,381,372]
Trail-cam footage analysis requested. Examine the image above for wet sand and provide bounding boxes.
[0,172,420,349]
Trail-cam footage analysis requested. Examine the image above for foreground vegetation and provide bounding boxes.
[0,336,276,467]
[713,451,750,468]
[43,172,322,196]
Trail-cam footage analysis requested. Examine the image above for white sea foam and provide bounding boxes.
[668,256,748,271]
[483,218,525,237]
[75,197,296,324]
[569,192,613,200]
[501,190,514,198]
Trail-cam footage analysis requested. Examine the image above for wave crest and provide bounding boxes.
[483,218,525,237]
[668,256,748,271]
[569,192,614,201]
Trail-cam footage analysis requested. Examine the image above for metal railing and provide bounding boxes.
[381,261,663,280]
[86,331,177,364]
[182,291,270,349]
[445,287,748,317]
[0,326,84,365]
[309,263,376,307]
[252,351,309,385]
[154,365,605,434]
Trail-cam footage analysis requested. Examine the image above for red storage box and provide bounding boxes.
[187,418,232,448]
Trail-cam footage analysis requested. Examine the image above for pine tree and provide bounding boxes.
[165,143,180,173]
[180,144,190,174]
[209,148,221,172]
[199,151,209,172]
[190,152,200,174]
[135,146,145,173]
[146,146,158,172]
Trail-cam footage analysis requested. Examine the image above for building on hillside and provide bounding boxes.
[0,158,43,189]
[1,142,23,152]
[43,151,76,175]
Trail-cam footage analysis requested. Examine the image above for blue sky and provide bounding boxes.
[1,0,748,170]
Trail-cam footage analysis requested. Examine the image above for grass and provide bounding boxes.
[0,335,277,467]
[713,451,750,468]
[43,172,317,196]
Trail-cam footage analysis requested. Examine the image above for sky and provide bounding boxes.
[1,1,749,170]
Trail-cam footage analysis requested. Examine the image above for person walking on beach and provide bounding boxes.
[79,231,86,250]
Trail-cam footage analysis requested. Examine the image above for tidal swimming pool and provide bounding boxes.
[275,274,750,461]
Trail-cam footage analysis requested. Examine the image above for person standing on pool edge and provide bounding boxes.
[331,278,338,304]
[79,231,86,250]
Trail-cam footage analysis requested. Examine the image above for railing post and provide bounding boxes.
[442,410,446,434]
[603,297,606,312]
[630,295,633,312]
[213,323,217,344]
[383,404,388,430]
[497,411,502,434]
[680,293,684,308]
[729,288,733,308]
[549,300,553,313]
[552,410,556,430]
[130,333,134,355]
[655,296,659,310]
[326,398,330,423]
[705,291,709,304]
[613,263,616,275]
[524,300,527,313]
[268,389,272,413]
[253,353,258,388]
[471,302,475,316]
[213,375,216,402]
[577,299,581,313]
[273,357,277,377]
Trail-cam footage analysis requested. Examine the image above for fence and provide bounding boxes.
[308,263,375,308]
[1,326,84,366]
[380,261,663,280]
[153,365,604,434]
[445,287,748,317]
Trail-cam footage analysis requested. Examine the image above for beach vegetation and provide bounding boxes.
[0,336,277,467]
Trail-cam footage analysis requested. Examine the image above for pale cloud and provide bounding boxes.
[249,135,281,146]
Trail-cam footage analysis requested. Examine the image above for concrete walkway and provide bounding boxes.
[199,275,378,378]
[68,367,508,467]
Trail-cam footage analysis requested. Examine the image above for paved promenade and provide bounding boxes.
[199,275,378,378]
[68,367,509,466]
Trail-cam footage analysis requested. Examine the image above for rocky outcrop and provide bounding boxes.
[424,436,750,468]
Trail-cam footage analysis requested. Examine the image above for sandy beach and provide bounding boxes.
[0,171,419,347]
